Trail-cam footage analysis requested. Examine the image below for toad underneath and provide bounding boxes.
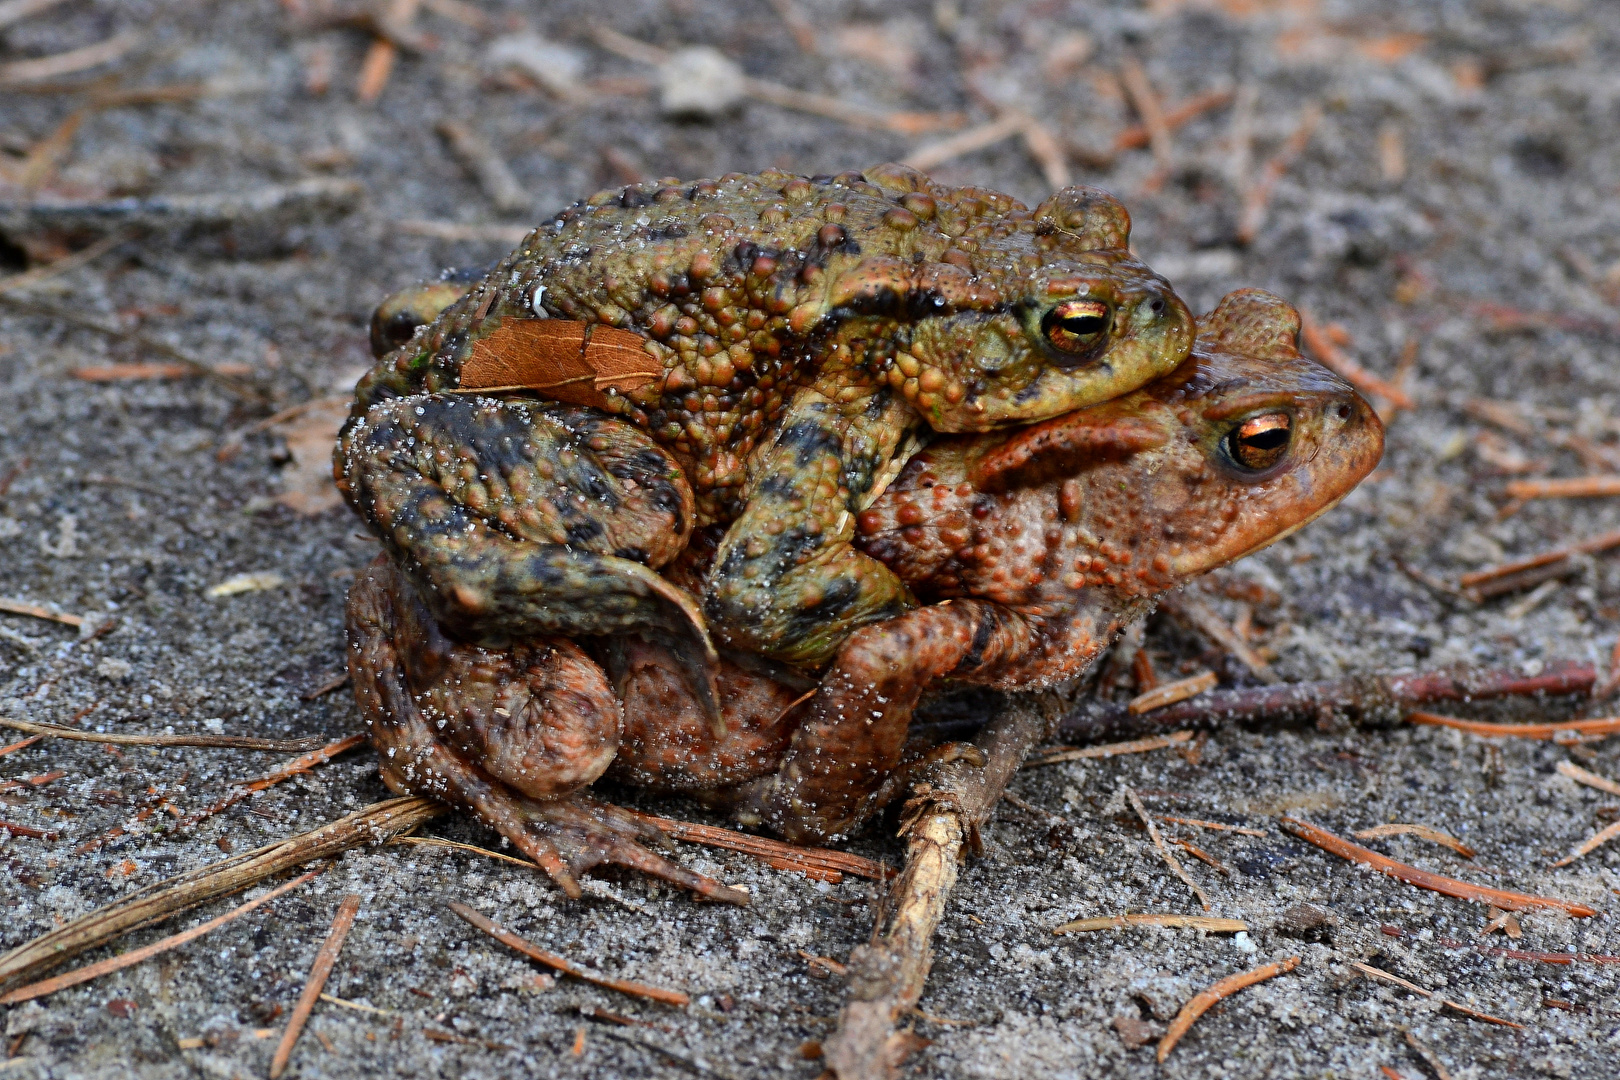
[344,291,1384,900]
[337,165,1195,702]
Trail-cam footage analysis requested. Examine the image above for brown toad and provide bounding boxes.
[338,166,1195,693]
[344,290,1382,896]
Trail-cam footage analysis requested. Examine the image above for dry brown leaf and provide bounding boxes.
[271,397,350,516]
[460,320,662,408]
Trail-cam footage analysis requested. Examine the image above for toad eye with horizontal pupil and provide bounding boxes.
[1228,413,1292,470]
[1041,300,1111,354]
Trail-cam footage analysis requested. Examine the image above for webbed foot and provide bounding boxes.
[346,556,744,903]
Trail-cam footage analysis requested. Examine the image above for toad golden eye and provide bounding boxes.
[1227,413,1292,470]
[1041,300,1111,355]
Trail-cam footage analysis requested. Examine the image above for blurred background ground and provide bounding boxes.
[1,0,1618,1077]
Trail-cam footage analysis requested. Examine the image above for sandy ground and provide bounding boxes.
[2,1,1619,1077]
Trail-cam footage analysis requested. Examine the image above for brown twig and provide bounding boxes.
[1551,820,1620,867]
[1053,914,1246,935]
[0,600,83,627]
[1353,823,1476,858]
[1350,961,1523,1028]
[0,868,322,1005]
[180,734,368,828]
[1156,816,1266,837]
[0,820,57,840]
[821,707,1047,1079]
[270,894,360,1079]
[390,834,536,870]
[1046,661,1595,743]
[1125,785,1210,910]
[1437,937,1620,965]
[1408,711,1620,740]
[436,120,529,213]
[0,0,72,32]
[1113,88,1234,154]
[1157,956,1300,1061]
[1172,837,1232,874]
[0,717,332,752]
[1161,592,1279,682]
[628,809,891,883]
[1024,731,1192,767]
[0,735,43,757]
[902,113,1027,173]
[1404,1030,1456,1080]
[1504,476,1620,500]
[1299,311,1417,412]
[1127,672,1217,714]
[450,902,689,1006]
[1556,760,1620,796]
[0,231,132,296]
[0,31,141,85]
[1236,103,1320,244]
[1458,527,1620,601]
[0,796,442,993]
[1118,57,1172,169]
[1280,817,1597,916]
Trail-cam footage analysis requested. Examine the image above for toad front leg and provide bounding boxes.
[733,599,1042,844]
[347,557,748,904]
[704,384,920,670]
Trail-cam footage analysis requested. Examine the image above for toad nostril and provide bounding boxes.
[1336,404,1352,419]
[1149,298,1166,314]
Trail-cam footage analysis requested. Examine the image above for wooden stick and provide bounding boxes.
[1353,823,1476,858]
[0,716,331,752]
[1155,816,1266,837]
[903,113,1027,173]
[0,735,44,757]
[1157,956,1299,1061]
[821,707,1048,1079]
[0,820,57,840]
[1127,672,1217,715]
[1024,730,1192,767]
[1457,527,1620,593]
[1504,476,1620,500]
[270,894,361,1079]
[390,834,537,869]
[0,31,141,85]
[450,902,689,1006]
[1408,711,1620,740]
[1236,103,1320,244]
[0,599,82,627]
[0,868,322,1004]
[1556,760,1620,797]
[180,734,368,827]
[1118,57,1172,168]
[1125,786,1210,910]
[1044,661,1596,743]
[1054,914,1246,935]
[1161,592,1278,683]
[628,809,892,882]
[0,796,442,993]
[1350,961,1523,1028]
[1299,310,1417,412]
[1113,88,1234,153]
[1551,820,1620,867]
[1280,817,1596,916]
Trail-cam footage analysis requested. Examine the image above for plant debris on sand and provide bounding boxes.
[1,1,1617,1077]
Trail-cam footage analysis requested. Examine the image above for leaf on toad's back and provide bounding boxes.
[272,397,351,516]
[459,319,663,408]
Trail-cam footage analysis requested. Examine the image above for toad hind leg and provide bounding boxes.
[346,556,747,904]
[736,599,1039,844]
[339,393,722,723]
[705,387,919,671]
